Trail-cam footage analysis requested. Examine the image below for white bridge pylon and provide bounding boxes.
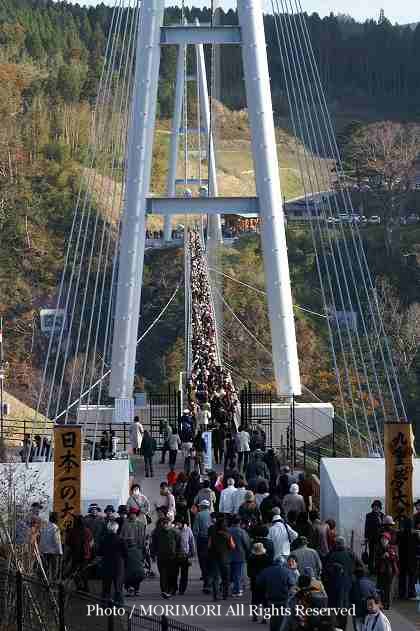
[109,0,302,422]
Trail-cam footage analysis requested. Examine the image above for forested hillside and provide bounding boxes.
[1,1,420,111]
[2,0,420,429]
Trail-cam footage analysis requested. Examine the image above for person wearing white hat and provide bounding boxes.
[268,514,298,564]
[282,483,306,518]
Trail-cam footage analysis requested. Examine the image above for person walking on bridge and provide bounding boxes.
[291,536,322,579]
[282,483,306,518]
[229,515,251,597]
[151,516,181,598]
[174,514,195,595]
[192,499,212,594]
[141,430,156,478]
[364,500,384,574]
[126,484,150,525]
[168,430,181,468]
[101,521,128,605]
[219,478,237,517]
[212,424,225,465]
[129,416,144,456]
[208,515,235,601]
[235,426,251,473]
[160,420,172,465]
[268,514,298,564]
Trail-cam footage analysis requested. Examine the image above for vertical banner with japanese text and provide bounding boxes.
[384,423,414,525]
[54,425,82,529]
[203,431,212,471]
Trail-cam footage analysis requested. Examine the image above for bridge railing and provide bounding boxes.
[293,439,335,474]
[0,418,132,455]
[0,568,206,631]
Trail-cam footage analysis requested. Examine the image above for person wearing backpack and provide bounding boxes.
[179,417,194,474]
[268,514,298,563]
[228,515,251,596]
[150,516,181,598]
[194,480,216,513]
[324,536,355,630]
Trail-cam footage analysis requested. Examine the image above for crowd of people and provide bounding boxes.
[363,499,420,606]
[19,433,52,462]
[223,217,261,237]
[187,230,240,430]
[22,455,401,631]
[17,228,416,631]
[145,229,184,241]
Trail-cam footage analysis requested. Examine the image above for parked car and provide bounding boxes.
[368,215,381,224]
[406,214,420,225]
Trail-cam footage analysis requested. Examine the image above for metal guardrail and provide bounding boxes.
[0,569,206,631]
[1,418,131,451]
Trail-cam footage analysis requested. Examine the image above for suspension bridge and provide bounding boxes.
[0,1,418,629]
[1,0,415,554]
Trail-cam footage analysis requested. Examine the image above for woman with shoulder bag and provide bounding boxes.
[126,484,151,526]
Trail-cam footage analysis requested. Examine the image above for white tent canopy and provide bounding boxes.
[0,460,129,515]
[320,458,420,554]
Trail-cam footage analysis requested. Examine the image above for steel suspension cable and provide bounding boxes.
[47,1,125,425]
[33,1,125,458]
[282,0,387,449]
[270,1,354,454]
[54,284,181,423]
[216,281,370,445]
[276,0,375,453]
[58,3,128,425]
[68,1,138,432]
[208,266,327,318]
[84,1,141,458]
[293,0,406,424]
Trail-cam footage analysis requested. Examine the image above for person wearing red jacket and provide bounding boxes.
[375,531,399,610]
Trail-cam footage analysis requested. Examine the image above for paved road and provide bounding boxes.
[128,459,418,631]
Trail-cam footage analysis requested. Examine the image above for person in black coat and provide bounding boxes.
[349,562,378,630]
[212,425,225,465]
[259,493,282,525]
[141,430,157,478]
[247,542,272,622]
[364,500,384,574]
[101,522,128,605]
[276,466,296,499]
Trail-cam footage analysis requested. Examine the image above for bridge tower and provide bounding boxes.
[109,0,302,422]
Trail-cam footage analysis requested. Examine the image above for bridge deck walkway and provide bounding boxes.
[130,459,417,631]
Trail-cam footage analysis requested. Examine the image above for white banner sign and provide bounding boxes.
[203,431,212,471]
